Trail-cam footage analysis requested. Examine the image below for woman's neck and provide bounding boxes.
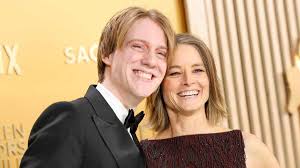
[163,108,220,138]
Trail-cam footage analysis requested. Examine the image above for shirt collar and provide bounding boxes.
[96,83,129,124]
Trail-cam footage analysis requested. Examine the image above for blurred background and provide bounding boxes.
[0,0,299,168]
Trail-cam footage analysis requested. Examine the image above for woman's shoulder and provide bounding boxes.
[241,132,280,168]
[241,131,271,152]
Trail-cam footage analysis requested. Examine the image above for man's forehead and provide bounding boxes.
[123,18,167,45]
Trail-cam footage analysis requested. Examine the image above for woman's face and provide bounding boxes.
[162,44,210,114]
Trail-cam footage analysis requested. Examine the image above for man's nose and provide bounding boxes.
[141,52,156,68]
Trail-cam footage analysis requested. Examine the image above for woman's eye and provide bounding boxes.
[169,72,180,76]
[194,69,205,73]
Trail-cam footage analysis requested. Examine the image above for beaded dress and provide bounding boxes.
[141,130,246,168]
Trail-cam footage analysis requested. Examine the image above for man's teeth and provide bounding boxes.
[136,70,152,80]
[178,90,199,97]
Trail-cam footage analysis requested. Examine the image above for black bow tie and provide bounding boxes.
[124,109,146,164]
[124,109,144,134]
[124,109,144,148]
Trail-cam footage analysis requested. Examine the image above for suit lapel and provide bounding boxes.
[84,85,144,168]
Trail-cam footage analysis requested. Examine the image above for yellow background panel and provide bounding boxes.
[0,0,186,167]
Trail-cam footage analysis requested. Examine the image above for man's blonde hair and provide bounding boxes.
[97,7,175,82]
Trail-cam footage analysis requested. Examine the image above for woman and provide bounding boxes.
[141,33,280,168]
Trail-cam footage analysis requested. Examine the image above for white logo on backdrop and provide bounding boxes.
[0,45,21,75]
[64,43,98,64]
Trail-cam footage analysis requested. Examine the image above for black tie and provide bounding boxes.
[124,109,147,167]
[124,109,144,147]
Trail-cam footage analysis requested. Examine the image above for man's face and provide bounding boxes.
[103,18,167,106]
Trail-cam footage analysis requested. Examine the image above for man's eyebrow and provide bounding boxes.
[127,39,145,43]
[127,39,167,49]
[157,45,167,50]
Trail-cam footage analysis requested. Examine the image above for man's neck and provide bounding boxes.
[101,80,141,109]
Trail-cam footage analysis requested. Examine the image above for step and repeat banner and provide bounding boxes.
[0,0,186,167]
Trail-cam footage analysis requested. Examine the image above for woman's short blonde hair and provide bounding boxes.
[146,33,227,132]
[97,7,175,82]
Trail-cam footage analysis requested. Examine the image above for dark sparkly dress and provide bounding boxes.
[140,130,246,168]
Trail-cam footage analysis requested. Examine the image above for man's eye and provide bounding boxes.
[132,44,145,51]
[133,44,141,48]
[157,52,167,58]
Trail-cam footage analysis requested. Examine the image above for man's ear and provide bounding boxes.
[102,53,113,65]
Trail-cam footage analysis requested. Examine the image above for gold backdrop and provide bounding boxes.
[0,0,186,167]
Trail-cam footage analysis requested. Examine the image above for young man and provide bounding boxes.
[20,7,175,168]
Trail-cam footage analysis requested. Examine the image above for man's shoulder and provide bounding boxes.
[44,100,82,115]
[45,91,94,112]
[30,98,91,135]
[35,98,88,124]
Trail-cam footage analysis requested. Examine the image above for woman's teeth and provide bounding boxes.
[178,90,199,97]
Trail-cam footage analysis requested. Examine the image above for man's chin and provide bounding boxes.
[134,88,157,98]
[131,81,158,94]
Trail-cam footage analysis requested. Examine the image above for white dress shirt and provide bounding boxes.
[96,83,129,124]
[96,83,135,140]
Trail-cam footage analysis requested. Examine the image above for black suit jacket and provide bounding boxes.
[20,85,145,168]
